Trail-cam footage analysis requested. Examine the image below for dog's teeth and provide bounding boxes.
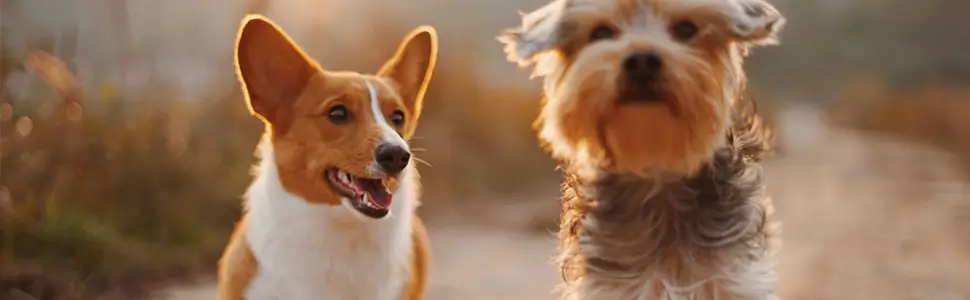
[338,171,352,184]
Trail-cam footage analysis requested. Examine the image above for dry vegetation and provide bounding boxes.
[3,0,970,298]
[0,20,553,298]
[828,78,970,169]
[1,50,262,299]
[6,54,968,300]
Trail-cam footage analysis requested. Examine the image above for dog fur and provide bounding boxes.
[218,15,437,300]
[499,0,785,299]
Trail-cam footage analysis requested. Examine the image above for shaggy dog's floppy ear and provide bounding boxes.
[497,0,568,67]
[716,0,786,46]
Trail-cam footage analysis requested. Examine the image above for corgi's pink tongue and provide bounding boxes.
[357,179,392,209]
[365,191,392,209]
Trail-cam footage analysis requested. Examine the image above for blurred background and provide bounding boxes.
[2,0,970,299]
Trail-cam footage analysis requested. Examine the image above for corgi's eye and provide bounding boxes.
[390,110,405,127]
[328,105,351,124]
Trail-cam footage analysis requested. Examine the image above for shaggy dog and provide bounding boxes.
[498,0,786,298]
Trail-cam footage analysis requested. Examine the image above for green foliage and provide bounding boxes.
[750,0,970,89]
[4,0,967,298]
[0,39,555,299]
[0,82,262,297]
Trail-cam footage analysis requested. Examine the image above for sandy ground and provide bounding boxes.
[156,202,563,300]
[769,104,970,299]
[156,104,970,300]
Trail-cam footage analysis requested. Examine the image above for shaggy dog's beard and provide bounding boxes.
[556,105,779,299]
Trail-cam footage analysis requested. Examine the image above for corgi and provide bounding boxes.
[217,15,437,300]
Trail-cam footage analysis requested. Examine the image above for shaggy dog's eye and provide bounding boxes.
[328,105,351,124]
[671,20,699,41]
[390,110,405,127]
[589,25,617,42]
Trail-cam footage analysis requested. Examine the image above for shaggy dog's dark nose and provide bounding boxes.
[375,144,410,175]
[623,51,662,81]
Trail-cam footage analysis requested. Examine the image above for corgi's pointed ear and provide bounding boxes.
[235,15,319,124]
[377,26,438,122]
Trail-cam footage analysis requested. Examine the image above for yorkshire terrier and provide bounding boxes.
[499,0,785,299]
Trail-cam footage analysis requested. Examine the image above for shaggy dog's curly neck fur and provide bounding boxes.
[556,101,779,300]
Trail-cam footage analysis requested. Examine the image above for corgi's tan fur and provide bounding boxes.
[217,15,437,300]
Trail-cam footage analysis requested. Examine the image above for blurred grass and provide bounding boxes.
[3,0,970,297]
[828,78,970,171]
[0,22,554,298]
[4,44,968,300]
[1,49,262,299]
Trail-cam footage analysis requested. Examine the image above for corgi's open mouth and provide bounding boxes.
[325,168,392,219]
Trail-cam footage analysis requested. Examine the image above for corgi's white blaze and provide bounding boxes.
[243,139,418,300]
[365,79,409,177]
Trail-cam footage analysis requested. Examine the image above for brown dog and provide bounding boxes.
[218,15,437,300]
[499,0,786,299]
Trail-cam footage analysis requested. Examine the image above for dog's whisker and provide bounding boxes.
[412,156,433,168]
[225,15,438,298]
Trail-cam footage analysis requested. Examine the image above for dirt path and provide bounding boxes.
[157,104,970,299]
[155,202,562,300]
[768,104,970,299]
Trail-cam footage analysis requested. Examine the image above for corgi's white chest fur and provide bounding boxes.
[243,147,417,300]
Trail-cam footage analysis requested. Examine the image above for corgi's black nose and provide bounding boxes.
[375,144,410,175]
